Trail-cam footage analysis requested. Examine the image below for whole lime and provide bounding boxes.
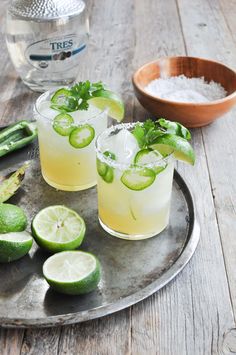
[0,203,27,233]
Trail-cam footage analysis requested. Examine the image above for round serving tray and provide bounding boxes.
[0,140,200,328]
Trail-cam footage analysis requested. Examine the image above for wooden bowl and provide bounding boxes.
[132,56,236,127]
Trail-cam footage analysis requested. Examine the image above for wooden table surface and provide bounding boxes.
[1,0,236,354]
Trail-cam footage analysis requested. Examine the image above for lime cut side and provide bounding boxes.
[151,134,195,165]
[31,206,86,253]
[53,113,74,136]
[0,231,33,263]
[121,168,156,191]
[69,125,95,148]
[88,89,124,122]
[43,251,101,295]
[134,148,166,175]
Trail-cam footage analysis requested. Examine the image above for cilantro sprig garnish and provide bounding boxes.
[50,81,105,112]
[132,118,191,149]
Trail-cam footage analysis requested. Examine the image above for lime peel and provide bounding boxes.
[0,231,33,263]
[151,134,195,165]
[88,89,125,122]
[0,203,27,234]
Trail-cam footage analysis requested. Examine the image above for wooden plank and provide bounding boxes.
[20,329,60,355]
[130,0,236,354]
[0,4,26,355]
[57,0,134,353]
[0,329,24,355]
[177,0,236,65]
[58,311,131,355]
[0,1,235,355]
[132,121,235,355]
[178,0,236,316]
[0,4,61,355]
[217,0,236,45]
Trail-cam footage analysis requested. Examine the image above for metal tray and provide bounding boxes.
[0,140,200,328]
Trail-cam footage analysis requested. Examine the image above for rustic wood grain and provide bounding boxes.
[0,328,24,355]
[20,328,61,355]
[219,0,236,46]
[0,0,236,354]
[0,3,27,355]
[130,1,236,354]
[51,0,135,353]
[58,311,131,355]
[178,0,236,322]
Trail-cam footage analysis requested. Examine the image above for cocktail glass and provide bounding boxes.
[34,91,107,191]
[95,122,175,240]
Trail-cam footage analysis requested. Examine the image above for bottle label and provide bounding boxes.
[25,34,87,72]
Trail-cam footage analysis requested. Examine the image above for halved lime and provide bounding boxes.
[97,151,115,183]
[151,134,195,165]
[121,168,156,191]
[88,89,124,122]
[53,113,74,136]
[0,231,33,263]
[69,125,95,148]
[31,206,86,253]
[134,148,166,175]
[0,204,27,234]
[43,251,101,295]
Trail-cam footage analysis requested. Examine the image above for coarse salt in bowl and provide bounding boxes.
[132,56,236,128]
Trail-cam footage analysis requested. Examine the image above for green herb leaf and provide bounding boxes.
[132,124,146,148]
[131,119,164,148]
[50,81,106,113]
[131,118,191,149]
[157,118,191,140]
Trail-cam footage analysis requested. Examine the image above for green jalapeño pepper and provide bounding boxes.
[0,120,37,158]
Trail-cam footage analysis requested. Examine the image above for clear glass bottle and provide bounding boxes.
[5,0,89,92]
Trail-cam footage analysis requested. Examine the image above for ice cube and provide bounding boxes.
[104,129,139,164]
[38,101,57,120]
[71,104,101,123]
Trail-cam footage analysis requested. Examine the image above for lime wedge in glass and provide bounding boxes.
[0,231,33,263]
[150,134,195,165]
[88,89,124,122]
[43,251,101,295]
[0,203,27,234]
[121,167,156,191]
[31,206,86,253]
[134,148,166,175]
[53,113,74,136]
[69,125,95,148]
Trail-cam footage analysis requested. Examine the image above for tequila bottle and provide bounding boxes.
[5,0,89,92]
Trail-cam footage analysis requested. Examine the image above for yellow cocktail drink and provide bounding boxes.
[35,91,107,191]
[96,123,175,240]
